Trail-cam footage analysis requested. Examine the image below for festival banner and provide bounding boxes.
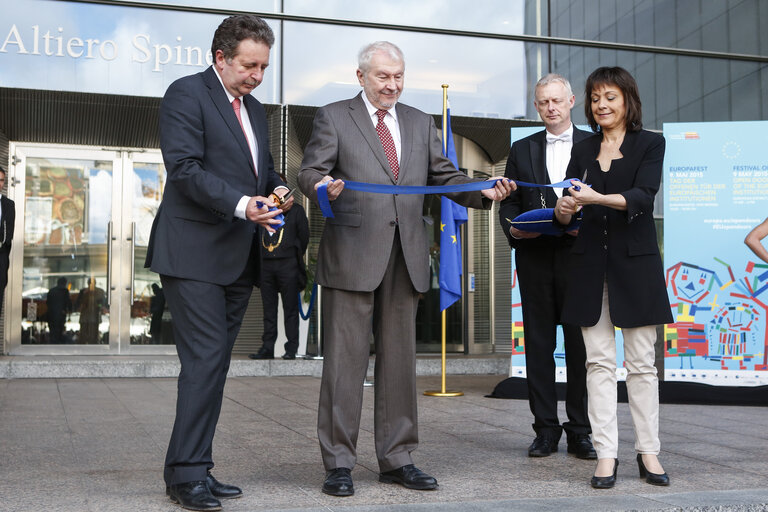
[663,121,768,386]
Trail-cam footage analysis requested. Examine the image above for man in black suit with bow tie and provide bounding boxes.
[499,74,595,460]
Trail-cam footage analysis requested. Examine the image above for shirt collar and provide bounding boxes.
[360,92,398,123]
[212,65,238,104]
[545,123,574,140]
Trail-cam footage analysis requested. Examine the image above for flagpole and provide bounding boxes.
[425,84,463,398]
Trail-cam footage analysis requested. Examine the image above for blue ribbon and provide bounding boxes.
[298,282,318,320]
[316,178,581,218]
[255,201,285,229]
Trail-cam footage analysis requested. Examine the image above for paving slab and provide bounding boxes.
[0,374,766,511]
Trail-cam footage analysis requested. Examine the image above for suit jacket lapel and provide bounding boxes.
[203,68,256,178]
[530,132,547,184]
[348,94,397,184]
[243,94,265,186]
[395,103,412,178]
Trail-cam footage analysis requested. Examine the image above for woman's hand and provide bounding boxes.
[568,179,601,206]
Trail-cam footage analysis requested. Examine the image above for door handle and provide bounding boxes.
[126,222,136,305]
[106,221,115,307]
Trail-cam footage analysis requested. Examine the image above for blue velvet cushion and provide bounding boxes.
[506,208,580,236]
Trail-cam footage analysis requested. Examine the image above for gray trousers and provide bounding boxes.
[317,232,420,472]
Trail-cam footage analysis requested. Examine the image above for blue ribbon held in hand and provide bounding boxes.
[315,178,588,218]
[255,201,285,229]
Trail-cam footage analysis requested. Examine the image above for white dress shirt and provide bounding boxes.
[545,124,574,198]
[360,93,401,165]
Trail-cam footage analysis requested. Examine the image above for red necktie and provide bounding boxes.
[375,109,399,181]
[232,97,257,176]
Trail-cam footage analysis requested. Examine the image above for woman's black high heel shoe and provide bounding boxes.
[637,454,670,486]
[590,458,618,489]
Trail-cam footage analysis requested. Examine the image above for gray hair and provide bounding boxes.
[534,73,574,98]
[358,41,405,74]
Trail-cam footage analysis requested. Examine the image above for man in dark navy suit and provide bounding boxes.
[498,74,595,461]
[145,14,287,511]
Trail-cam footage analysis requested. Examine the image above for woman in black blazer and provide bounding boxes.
[555,67,673,489]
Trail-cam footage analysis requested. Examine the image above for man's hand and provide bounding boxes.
[272,189,295,212]
[246,196,283,233]
[315,175,344,201]
[481,177,515,201]
[509,226,541,239]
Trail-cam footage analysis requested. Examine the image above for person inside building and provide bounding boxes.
[298,40,513,497]
[148,283,165,344]
[499,73,595,461]
[144,14,289,512]
[555,66,672,489]
[249,187,309,360]
[46,277,72,344]
[75,277,106,344]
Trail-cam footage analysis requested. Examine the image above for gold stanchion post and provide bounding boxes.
[425,84,463,397]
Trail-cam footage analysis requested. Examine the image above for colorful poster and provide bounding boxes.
[663,121,768,386]
[507,127,627,381]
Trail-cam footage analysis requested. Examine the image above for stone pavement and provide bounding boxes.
[1,373,767,512]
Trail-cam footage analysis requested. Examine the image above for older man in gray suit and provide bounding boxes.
[298,41,513,497]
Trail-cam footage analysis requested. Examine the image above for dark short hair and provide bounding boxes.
[584,66,643,132]
[0,166,6,177]
[211,15,275,61]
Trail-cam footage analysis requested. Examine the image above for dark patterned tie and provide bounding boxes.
[375,109,399,181]
[232,97,257,176]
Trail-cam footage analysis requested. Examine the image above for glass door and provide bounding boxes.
[6,144,172,354]
[123,152,173,350]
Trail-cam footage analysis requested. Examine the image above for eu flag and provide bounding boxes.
[439,104,468,311]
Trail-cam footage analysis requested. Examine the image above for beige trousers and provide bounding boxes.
[581,281,660,459]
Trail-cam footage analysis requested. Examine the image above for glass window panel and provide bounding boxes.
[283,22,527,119]
[123,0,278,10]
[22,157,112,345]
[130,162,173,345]
[284,0,526,35]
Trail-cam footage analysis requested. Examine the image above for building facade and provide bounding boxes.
[0,0,765,357]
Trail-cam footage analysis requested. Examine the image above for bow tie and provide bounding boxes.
[546,133,572,144]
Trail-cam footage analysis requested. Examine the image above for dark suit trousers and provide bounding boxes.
[160,246,255,485]
[318,230,419,472]
[260,257,301,355]
[515,241,590,440]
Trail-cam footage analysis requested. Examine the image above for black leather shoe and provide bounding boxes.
[379,464,438,490]
[206,473,242,499]
[282,352,296,360]
[248,348,274,360]
[169,481,222,511]
[322,468,354,496]
[528,435,558,457]
[637,454,670,486]
[590,458,618,489]
[567,435,597,459]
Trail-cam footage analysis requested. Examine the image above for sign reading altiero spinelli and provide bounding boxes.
[0,0,278,102]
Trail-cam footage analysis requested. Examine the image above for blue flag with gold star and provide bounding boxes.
[439,104,467,311]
